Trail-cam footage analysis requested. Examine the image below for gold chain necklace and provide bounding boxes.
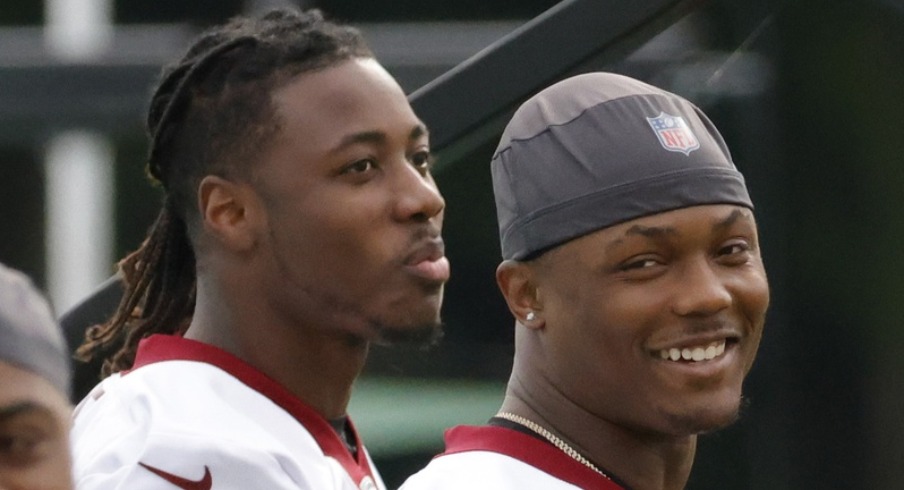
[496,412,611,480]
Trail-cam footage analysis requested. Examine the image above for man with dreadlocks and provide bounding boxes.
[70,8,449,490]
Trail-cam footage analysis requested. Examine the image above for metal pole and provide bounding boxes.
[43,0,115,312]
[44,0,113,61]
[44,133,115,312]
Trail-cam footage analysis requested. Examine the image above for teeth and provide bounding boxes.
[658,340,726,363]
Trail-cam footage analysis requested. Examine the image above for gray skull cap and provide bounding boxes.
[0,262,71,395]
[491,72,752,260]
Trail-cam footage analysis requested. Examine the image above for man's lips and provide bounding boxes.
[409,256,451,282]
[404,239,450,282]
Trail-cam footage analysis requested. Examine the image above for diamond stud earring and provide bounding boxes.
[526,312,536,321]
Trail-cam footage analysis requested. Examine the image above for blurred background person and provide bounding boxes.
[0,262,73,490]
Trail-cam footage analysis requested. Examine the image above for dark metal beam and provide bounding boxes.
[409,0,705,164]
[0,22,519,145]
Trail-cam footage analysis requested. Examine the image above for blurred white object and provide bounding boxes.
[44,131,115,313]
[44,0,113,61]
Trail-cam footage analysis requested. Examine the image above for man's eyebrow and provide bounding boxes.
[409,124,429,142]
[605,208,753,250]
[712,208,750,232]
[605,224,676,251]
[0,401,52,422]
[329,130,387,154]
[328,124,428,155]
[624,224,678,239]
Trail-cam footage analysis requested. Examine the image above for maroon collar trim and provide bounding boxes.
[130,335,376,486]
[442,425,625,490]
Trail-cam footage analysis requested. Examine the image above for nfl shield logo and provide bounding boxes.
[646,112,700,155]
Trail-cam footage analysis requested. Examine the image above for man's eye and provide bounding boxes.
[717,241,754,265]
[622,258,658,270]
[0,433,43,466]
[343,159,376,174]
[410,151,434,173]
[719,241,751,256]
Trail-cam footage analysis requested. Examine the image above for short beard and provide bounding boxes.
[372,320,444,348]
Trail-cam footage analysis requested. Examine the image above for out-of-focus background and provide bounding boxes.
[2,0,903,488]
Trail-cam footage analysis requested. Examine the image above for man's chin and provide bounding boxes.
[663,396,749,436]
[373,320,444,348]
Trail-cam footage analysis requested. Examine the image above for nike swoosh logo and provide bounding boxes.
[139,462,213,490]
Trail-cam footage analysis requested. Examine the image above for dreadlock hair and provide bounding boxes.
[76,8,374,377]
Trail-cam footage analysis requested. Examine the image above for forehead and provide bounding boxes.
[540,204,756,261]
[607,204,756,239]
[271,57,421,146]
[0,360,67,412]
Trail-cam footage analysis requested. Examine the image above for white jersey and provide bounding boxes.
[71,335,384,490]
[400,425,625,490]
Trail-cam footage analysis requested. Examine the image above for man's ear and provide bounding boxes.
[197,175,263,252]
[496,260,544,329]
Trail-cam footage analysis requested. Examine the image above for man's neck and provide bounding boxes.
[186,290,369,420]
[499,380,697,490]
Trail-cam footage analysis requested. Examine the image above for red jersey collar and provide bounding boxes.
[442,425,625,490]
[130,334,377,487]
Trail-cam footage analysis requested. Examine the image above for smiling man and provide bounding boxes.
[0,263,73,490]
[70,9,448,490]
[402,72,769,490]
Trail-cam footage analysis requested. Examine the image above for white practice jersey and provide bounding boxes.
[71,335,384,490]
[400,425,625,490]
